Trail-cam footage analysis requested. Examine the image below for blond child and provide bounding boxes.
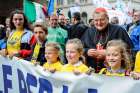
[43,42,63,73]
[61,38,89,74]
[99,40,131,76]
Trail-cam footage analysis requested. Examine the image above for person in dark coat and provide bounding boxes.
[58,14,70,31]
[81,7,133,73]
[68,12,88,40]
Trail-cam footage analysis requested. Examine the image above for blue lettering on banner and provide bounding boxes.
[17,69,27,93]
[0,64,99,93]
[88,89,97,93]
[26,73,37,93]
[62,85,68,93]
[2,65,12,93]
[39,78,52,93]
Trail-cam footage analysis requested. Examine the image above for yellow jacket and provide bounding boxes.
[61,62,89,73]
[43,61,63,71]
[99,68,126,76]
[134,51,140,72]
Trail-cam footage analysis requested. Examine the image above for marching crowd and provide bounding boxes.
[0,7,140,79]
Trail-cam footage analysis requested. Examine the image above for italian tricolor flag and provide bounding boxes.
[23,0,47,23]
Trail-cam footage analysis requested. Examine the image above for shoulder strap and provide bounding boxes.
[99,68,107,74]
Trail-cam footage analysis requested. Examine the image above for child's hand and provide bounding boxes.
[8,51,19,59]
[73,69,81,75]
[43,68,47,71]
[130,72,140,80]
[86,67,95,75]
[87,49,98,58]
[32,61,40,66]
[48,68,56,73]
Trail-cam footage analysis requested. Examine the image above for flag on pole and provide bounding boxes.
[42,3,48,16]
[23,0,47,23]
[23,0,36,23]
[34,2,46,22]
[48,0,57,16]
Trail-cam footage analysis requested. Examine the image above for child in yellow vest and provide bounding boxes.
[99,40,131,76]
[43,42,63,73]
[130,51,140,79]
[61,38,89,74]
[134,51,140,72]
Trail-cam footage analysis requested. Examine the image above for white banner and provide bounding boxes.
[0,56,140,93]
[70,4,80,16]
[92,0,111,9]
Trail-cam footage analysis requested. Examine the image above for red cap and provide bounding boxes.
[95,7,107,13]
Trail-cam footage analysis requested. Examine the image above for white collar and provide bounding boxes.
[73,61,83,67]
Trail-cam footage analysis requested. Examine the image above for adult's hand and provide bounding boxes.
[96,49,106,60]
[87,49,98,58]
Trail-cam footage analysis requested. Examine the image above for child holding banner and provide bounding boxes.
[130,51,140,79]
[133,51,140,72]
[99,40,131,76]
[43,42,63,73]
[61,38,89,74]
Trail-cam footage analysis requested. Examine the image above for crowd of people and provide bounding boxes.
[0,7,140,79]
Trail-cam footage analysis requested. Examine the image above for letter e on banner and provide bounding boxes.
[2,65,12,93]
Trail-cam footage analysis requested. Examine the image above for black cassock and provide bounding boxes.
[81,23,133,72]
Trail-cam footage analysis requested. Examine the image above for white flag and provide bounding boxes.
[126,0,133,14]
[115,0,126,12]
[92,0,111,9]
[33,2,46,22]
[70,4,80,16]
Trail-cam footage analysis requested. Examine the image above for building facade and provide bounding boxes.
[0,0,23,24]
[57,0,140,23]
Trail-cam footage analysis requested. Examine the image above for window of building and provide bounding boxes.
[80,0,88,3]
[67,0,75,4]
[57,0,64,5]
